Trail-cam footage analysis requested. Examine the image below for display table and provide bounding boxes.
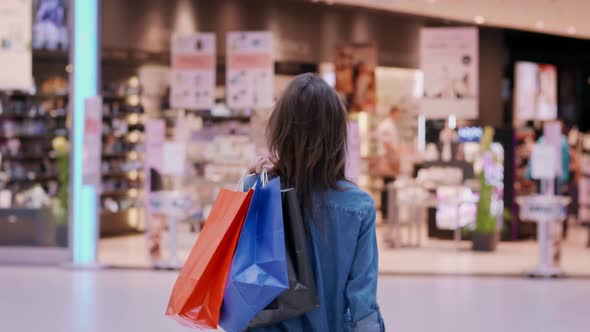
[386,179,430,248]
[516,195,570,278]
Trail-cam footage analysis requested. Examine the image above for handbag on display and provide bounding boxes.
[247,188,319,328]
[219,172,290,332]
[165,185,253,329]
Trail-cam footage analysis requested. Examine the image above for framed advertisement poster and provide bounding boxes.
[226,31,274,109]
[170,33,216,110]
[334,43,377,113]
[513,61,557,124]
[420,27,479,119]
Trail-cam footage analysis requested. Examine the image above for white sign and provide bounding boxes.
[0,0,33,90]
[420,27,478,119]
[145,119,166,171]
[531,143,557,180]
[226,31,274,109]
[161,141,186,176]
[83,96,103,187]
[517,195,568,222]
[170,33,216,110]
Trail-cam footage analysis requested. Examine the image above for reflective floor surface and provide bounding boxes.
[0,266,589,332]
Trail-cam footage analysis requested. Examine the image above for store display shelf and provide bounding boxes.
[33,49,68,61]
[0,134,52,140]
[102,94,127,102]
[102,152,130,159]
[101,190,141,197]
[2,92,68,100]
[0,113,67,121]
[100,209,143,237]
[7,175,59,183]
[102,172,139,179]
[200,114,251,123]
[2,154,56,161]
[103,113,144,120]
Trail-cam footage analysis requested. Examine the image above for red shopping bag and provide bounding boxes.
[166,188,253,329]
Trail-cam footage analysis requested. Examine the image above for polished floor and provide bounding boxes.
[99,224,590,276]
[0,266,589,332]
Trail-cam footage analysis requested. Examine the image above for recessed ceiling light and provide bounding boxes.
[427,0,437,3]
[567,26,577,35]
[535,20,545,29]
[474,16,486,24]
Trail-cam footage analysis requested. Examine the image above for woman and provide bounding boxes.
[248,73,384,332]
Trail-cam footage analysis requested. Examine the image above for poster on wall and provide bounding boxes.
[0,0,33,91]
[83,96,103,188]
[420,27,478,119]
[170,33,216,110]
[226,31,274,109]
[32,0,68,50]
[334,43,377,113]
[514,61,557,124]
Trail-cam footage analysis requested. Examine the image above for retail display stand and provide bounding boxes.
[386,178,429,248]
[516,194,570,278]
[516,140,570,278]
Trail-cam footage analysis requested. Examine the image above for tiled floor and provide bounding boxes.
[0,266,589,332]
[99,224,590,276]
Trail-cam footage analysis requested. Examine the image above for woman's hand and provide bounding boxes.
[248,154,276,174]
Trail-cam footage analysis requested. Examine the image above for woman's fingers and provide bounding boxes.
[248,154,277,174]
[255,158,267,174]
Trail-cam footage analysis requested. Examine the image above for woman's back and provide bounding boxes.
[249,181,383,332]
[251,73,384,331]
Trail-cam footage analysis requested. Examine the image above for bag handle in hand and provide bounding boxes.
[252,167,269,190]
[235,167,269,191]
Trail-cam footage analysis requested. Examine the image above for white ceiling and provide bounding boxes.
[324,0,590,39]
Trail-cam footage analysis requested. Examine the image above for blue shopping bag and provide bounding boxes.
[219,173,289,332]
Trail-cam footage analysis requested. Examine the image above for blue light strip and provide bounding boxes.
[72,0,98,264]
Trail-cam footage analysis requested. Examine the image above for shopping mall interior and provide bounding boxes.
[1,0,590,331]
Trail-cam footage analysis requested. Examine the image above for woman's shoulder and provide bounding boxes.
[322,180,375,217]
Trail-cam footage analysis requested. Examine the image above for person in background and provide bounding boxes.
[249,73,384,332]
[377,106,401,229]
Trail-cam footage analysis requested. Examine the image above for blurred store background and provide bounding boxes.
[0,0,589,279]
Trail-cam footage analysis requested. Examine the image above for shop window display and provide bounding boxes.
[0,92,69,247]
[100,79,146,236]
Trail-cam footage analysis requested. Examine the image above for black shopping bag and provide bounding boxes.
[247,189,319,328]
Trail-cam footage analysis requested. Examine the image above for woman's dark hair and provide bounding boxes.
[267,73,348,206]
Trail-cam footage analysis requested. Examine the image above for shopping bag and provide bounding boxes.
[219,174,289,332]
[165,187,253,329]
[248,188,319,328]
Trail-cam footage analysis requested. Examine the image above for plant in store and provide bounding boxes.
[52,136,69,247]
[473,127,500,252]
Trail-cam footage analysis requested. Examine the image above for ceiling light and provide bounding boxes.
[535,21,545,29]
[567,26,577,35]
[427,0,437,3]
[474,16,486,24]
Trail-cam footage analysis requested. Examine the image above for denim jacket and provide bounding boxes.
[247,178,385,332]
